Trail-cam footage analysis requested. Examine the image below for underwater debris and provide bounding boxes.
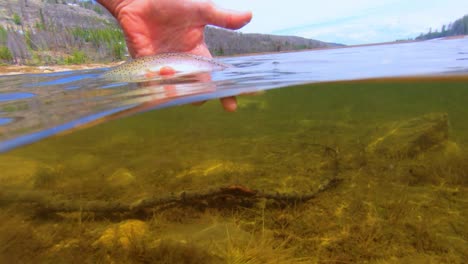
[0,178,341,216]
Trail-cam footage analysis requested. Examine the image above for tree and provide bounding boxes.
[416,14,468,40]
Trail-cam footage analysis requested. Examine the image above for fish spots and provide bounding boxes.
[103,53,231,82]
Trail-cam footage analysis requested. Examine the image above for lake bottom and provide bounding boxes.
[0,77,467,263]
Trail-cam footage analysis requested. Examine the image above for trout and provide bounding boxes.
[102,53,230,82]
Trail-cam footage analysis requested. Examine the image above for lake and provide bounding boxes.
[0,37,467,263]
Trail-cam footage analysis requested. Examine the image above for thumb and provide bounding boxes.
[204,6,252,30]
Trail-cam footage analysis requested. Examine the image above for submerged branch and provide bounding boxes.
[0,178,341,215]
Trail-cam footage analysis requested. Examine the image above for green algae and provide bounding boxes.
[0,78,467,263]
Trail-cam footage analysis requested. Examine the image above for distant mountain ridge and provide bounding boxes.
[0,0,342,65]
[205,27,342,56]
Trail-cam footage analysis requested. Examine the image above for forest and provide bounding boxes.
[416,14,468,40]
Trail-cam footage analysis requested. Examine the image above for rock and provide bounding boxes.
[49,239,80,253]
[438,140,462,158]
[93,220,148,250]
[106,168,136,188]
[38,66,55,72]
[367,113,450,158]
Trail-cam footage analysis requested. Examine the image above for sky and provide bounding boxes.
[213,0,468,45]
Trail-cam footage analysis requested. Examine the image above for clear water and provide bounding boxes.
[0,38,467,263]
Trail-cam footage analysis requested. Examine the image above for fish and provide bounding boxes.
[101,53,231,82]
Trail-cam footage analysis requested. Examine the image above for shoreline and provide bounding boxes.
[0,62,123,76]
[1,35,466,76]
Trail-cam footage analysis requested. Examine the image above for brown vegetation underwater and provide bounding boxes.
[0,77,467,263]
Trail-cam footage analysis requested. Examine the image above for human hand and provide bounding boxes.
[97,0,252,111]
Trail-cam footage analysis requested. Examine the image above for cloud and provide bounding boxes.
[288,15,428,44]
[215,0,468,44]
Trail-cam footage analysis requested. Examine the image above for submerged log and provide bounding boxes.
[0,178,341,215]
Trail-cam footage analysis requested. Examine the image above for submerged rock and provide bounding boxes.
[93,220,224,262]
[367,113,450,158]
[438,140,461,158]
[93,220,148,250]
[106,168,136,188]
[49,238,80,253]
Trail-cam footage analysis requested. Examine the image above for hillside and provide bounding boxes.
[205,27,340,56]
[0,0,342,65]
[0,0,114,29]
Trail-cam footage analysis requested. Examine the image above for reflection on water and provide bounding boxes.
[0,38,467,263]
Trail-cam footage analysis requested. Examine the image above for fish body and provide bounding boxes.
[102,53,230,82]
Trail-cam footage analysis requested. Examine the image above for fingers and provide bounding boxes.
[190,44,213,58]
[204,4,252,30]
[220,96,237,112]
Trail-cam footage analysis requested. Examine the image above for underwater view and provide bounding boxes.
[0,38,468,263]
